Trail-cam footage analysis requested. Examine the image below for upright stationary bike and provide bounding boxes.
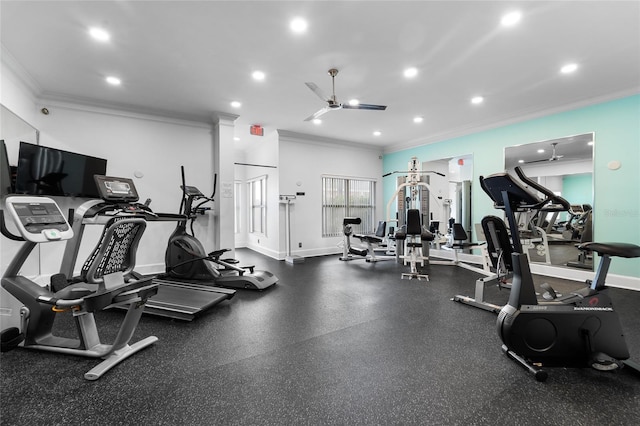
[480,167,640,381]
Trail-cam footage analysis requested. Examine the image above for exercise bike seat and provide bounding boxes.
[578,242,640,258]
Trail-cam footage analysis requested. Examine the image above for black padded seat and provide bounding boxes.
[54,283,99,300]
[394,210,435,242]
[578,242,640,258]
[354,221,387,244]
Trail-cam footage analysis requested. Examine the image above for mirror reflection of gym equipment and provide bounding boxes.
[504,133,594,271]
[419,155,492,274]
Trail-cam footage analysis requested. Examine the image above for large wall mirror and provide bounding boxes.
[505,133,594,271]
[422,154,474,241]
[1,104,40,330]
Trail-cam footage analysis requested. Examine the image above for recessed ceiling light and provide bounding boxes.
[560,63,578,74]
[106,76,121,86]
[471,96,484,105]
[537,149,545,153]
[312,119,322,125]
[413,116,424,123]
[290,17,308,33]
[252,70,266,81]
[348,99,360,106]
[234,137,240,141]
[501,11,522,27]
[89,27,110,42]
[518,159,525,163]
[373,131,382,136]
[230,101,242,108]
[403,67,418,78]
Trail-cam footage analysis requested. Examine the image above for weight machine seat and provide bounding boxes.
[449,223,477,249]
[354,221,387,244]
[394,209,435,242]
[343,217,362,226]
[578,242,640,258]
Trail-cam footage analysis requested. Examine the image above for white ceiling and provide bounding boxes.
[1,1,639,153]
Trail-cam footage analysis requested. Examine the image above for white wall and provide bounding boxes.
[278,131,384,258]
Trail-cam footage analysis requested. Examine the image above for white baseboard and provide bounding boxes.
[430,250,640,291]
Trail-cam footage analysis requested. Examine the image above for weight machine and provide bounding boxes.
[384,157,441,279]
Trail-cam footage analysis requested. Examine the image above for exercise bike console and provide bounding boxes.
[4,196,73,242]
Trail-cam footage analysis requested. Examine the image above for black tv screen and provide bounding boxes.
[15,142,107,198]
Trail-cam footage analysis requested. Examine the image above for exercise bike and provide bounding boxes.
[164,167,278,290]
[0,196,159,380]
[480,167,640,381]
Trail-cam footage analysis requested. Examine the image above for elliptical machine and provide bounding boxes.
[480,166,640,381]
[164,167,278,290]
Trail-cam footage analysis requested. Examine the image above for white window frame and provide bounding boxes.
[322,175,376,237]
[234,180,242,234]
[248,175,267,236]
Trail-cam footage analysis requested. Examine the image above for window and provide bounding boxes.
[322,176,375,237]
[248,175,267,235]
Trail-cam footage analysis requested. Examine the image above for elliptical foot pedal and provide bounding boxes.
[222,258,239,264]
[1,327,25,352]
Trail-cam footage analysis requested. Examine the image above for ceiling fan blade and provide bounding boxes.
[305,82,330,102]
[303,106,331,122]
[342,103,387,111]
[524,158,552,164]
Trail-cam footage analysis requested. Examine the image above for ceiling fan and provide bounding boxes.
[526,142,564,164]
[304,68,387,122]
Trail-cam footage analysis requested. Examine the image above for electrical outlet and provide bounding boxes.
[298,242,302,248]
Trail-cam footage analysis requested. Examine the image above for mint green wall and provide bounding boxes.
[383,94,640,277]
[563,173,593,208]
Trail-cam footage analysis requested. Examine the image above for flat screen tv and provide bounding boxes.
[15,142,107,198]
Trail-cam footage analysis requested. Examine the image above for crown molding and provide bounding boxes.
[277,129,383,153]
[384,89,640,155]
[38,94,215,129]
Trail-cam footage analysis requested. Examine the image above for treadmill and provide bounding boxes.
[60,175,235,321]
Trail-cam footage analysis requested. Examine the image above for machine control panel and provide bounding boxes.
[94,175,140,202]
[4,196,73,242]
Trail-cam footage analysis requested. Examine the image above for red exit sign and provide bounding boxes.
[250,125,263,136]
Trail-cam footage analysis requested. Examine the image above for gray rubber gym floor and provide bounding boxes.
[1,249,639,425]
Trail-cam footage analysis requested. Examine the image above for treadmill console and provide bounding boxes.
[94,175,139,203]
[4,196,73,242]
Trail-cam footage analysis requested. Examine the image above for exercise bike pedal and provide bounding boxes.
[589,352,624,371]
[539,282,561,300]
[0,327,25,352]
